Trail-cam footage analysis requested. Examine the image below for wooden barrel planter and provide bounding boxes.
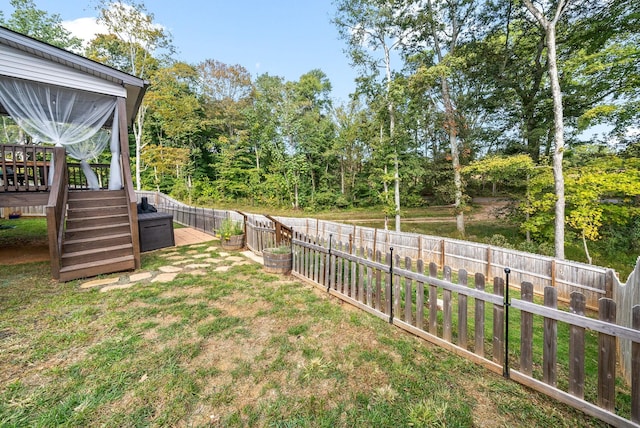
[262,247,292,274]
[221,234,245,250]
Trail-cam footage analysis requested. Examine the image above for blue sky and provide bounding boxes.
[0,0,359,104]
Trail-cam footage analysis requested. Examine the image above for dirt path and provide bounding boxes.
[0,244,50,265]
[342,203,503,224]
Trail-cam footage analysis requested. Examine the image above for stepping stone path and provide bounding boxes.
[78,243,262,292]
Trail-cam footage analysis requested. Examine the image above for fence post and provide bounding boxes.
[440,239,446,269]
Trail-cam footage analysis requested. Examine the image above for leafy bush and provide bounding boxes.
[218,218,243,240]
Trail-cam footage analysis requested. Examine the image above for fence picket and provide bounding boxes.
[358,247,365,303]
[429,262,438,335]
[493,277,505,365]
[336,242,343,293]
[632,305,639,423]
[394,253,401,319]
[385,251,392,316]
[366,248,373,307]
[375,251,382,311]
[543,287,558,387]
[458,269,468,349]
[598,298,616,411]
[475,273,485,358]
[416,260,425,331]
[520,282,534,376]
[569,292,586,399]
[405,257,413,325]
[443,266,453,342]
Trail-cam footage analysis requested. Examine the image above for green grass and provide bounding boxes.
[0,216,48,246]
[0,243,610,427]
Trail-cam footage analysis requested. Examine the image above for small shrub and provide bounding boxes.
[263,245,291,254]
[218,218,243,240]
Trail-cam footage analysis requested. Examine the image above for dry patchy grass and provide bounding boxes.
[0,245,608,427]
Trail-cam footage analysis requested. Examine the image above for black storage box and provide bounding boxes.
[138,212,175,252]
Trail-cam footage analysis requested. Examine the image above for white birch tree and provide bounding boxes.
[522,0,569,259]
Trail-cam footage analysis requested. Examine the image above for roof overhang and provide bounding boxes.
[0,25,148,126]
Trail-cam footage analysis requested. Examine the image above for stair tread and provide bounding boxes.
[65,222,130,233]
[68,204,128,210]
[66,213,129,221]
[62,243,133,259]
[59,254,135,273]
[64,233,131,245]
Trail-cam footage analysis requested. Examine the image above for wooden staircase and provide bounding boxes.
[58,189,136,282]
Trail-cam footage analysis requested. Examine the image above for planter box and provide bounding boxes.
[221,234,245,250]
[263,248,292,274]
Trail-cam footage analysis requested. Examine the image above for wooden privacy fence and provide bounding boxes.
[290,230,640,427]
[276,216,614,311]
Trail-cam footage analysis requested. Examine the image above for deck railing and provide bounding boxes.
[0,143,55,192]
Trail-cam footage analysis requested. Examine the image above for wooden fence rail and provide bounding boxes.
[290,230,640,428]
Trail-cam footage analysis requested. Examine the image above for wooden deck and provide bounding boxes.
[172,228,216,246]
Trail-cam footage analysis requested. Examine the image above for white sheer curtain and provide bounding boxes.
[0,76,118,188]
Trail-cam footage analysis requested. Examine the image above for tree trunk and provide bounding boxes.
[523,0,567,260]
[547,24,565,259]
[133,105,147,191]
[441,77,465,236]
[582,232,592,265]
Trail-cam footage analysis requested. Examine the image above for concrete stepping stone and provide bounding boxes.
[204,258,222,263]
[183,263,211,269]
[218,252,230,257]
[192,253,211,259]
[129,272,153,282]
[151,272,178,283]
[100,283,135,292]
[80,277,119,289]
[165,255,187,261]
[188,244,207,248]
[163,251,180,257]
[188,269,207,276]
[214,265,231,272]
[225,256,245,262]
[172,259,195,265]
[186,250,200,255]
[158,265,183,273]
[205,246,218,252]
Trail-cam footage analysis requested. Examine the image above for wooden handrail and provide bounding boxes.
[265,214,292,246]
[45,146,68,279]
[117,97,140,269]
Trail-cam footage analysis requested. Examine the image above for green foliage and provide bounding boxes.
[217,217,243,240]
[0,0,83,51]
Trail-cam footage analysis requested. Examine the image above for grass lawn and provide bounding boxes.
[0,241,609,427]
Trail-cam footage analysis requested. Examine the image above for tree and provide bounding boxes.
[334,0,409,231]
[0,0,83,51]
[521,0,570,259]
[93,0,173,191]
[403,0,478,235]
